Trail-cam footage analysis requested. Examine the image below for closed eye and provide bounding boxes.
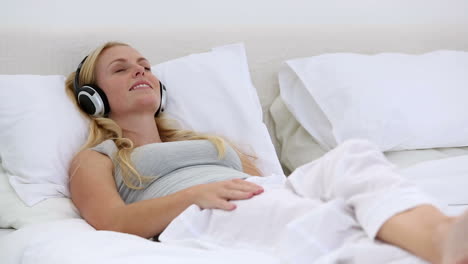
[115,68,126,73]
[144,67,151,72]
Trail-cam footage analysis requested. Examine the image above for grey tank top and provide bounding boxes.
[91,139,248,204]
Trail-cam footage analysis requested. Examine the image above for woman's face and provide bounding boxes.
[94,45,161,117]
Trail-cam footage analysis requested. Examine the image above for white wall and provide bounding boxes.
[2,0,468,27]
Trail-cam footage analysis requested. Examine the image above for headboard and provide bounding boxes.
[2,25,468,160]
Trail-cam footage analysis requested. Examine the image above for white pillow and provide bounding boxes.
[279,50,468,152]
[0,75,90,206]
[0,166,80,229]
[0,43,283,225]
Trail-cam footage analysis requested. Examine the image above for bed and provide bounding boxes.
[1,25,468,263]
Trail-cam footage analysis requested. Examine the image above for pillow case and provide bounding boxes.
[0,43,283,215]
[0,75,90,207]
[0,166,80,229]
[279,50,468,152]
[269,96,326,175]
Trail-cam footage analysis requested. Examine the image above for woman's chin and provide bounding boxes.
[127,98,157,115]
[133,95,158,107]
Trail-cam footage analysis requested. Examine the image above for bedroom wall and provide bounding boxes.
[2,0,468,27]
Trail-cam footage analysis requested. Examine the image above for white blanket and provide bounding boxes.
[0,219,280,264]
[1,154,467,264]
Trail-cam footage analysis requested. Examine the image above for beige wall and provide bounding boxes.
[2,0,468,27]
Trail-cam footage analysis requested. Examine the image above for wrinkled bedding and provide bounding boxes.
[2,153,467,264]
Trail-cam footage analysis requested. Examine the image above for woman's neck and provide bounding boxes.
[110,113,162,147]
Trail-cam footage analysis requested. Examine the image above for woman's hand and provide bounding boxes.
[185,178,264,211]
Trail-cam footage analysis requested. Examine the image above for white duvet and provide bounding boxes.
[1,154,467,264]
[0,219,280,264]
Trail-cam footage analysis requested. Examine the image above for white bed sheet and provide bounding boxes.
[388,148,468,216]
[0,219,281,264]
[398,154,468,216]
[386,147,468,169]
[1,153,467,264]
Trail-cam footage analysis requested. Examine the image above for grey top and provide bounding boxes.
[91,139,248,204]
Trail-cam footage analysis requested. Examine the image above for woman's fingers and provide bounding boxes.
[221,189,255,200]
[228,179,264,194]
[190,179,264,211]
[216,199,237,211]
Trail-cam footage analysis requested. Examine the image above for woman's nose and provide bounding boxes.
[133,65,145,77]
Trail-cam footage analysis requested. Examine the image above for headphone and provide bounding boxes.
[73,56,167,117]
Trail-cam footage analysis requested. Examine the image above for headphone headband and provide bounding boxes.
[73,56,88,97]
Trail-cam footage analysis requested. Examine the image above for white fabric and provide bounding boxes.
[399,155,468,215]
[270,97,468,217]
[0,75,90,206]
[270,96,328,173]
[270,95,468,174]
[160,139,434,263]
[0,219,281,264]
[279,50,468,152]
[0,166,81,229]
[0,43,282,227]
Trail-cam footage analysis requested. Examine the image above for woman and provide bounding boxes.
[67,41,467,264]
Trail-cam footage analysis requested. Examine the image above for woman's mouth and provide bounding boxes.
[129,82,153,91]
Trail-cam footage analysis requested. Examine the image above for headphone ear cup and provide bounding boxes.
[77,85,110,117]
[155,81,167,117]
[93,86,110,115]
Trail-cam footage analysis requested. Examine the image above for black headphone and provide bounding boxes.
[73,56,167,117]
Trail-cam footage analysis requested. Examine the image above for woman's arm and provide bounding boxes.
[69,150,263,239]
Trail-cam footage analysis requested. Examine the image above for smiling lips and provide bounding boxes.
[129,82,153,91]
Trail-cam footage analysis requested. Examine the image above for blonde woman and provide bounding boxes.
[67,42,467,264]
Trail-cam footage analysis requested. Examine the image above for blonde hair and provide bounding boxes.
[66,41,259,189]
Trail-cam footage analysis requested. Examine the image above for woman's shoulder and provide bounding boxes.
[69,140,116,172]
[69,147,114,176]
[89,139,119,157]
